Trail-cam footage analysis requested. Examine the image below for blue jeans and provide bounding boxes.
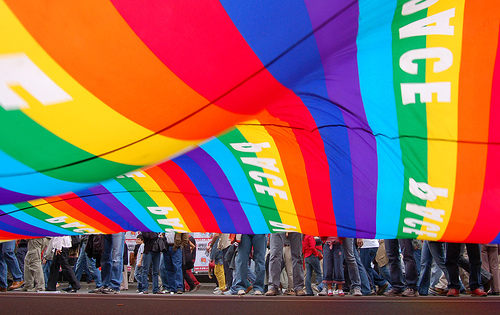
[305,255,322,295]
[141,251,161,293]
[43,260,52,288]
[385,239,418,291]
[360,247,388,290]
[354,246,371,295]
[323,242,344,283]
[163,246,183,291]
[101,232,125,291]
[135,265,144,292]
[233,234,266,293]
[159,255,169,290]
[0,241,23,282]
[342,238,360,289]
[417,241,449,295]
[74,240,102,288]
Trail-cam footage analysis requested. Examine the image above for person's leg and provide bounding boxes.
[140,252,152,293]
[151,251,161,293]
[59,248,80,290]
[445,243,461,290]
[2,241,23,282]
[399,239,418,291]
[46,254,61,291]
[305,256,314,295]
[418,241,433,295]
[466,243,483,291]
[86,254,102,288]
[487,245,500,293]
[353,246,371,295]
[342,238,361,291]
[109,233,125,291]
[267,233,285,292]
[283,245,293,291]
[233,235,251,293]
[171,248,184,292]
[428,241,449,284]
[288,233,305,292]
[251,234,266,293]
[221,247,232,291]
[385,239,404,292]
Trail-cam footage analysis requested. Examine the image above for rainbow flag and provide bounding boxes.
[0,1,499,242]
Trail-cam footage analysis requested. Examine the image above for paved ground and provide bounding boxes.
[1,281,500,315]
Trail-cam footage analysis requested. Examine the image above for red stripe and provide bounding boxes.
[157,162,212,233]
[146,165,220,233]
[465,34,500,243]
[266,100,337,237]
[110,1,293,115]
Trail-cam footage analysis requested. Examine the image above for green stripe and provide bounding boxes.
[392,1,429,238]
[0,108,140,183]
[218,130,281,231]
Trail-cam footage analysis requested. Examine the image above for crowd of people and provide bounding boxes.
[0,232,498,299]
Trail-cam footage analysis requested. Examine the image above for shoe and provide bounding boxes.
[284,289,296,296]
[238,289,246,295]
[213,289,223,295]
[338,289,345,296]
[245,286,253,294]
[265,288,277,296]
[384,288,403,296]
[88,287,103,294]
[254,290,263,295]
[67,289,78,293]
[447,288,460,297]
[490,292,500,296]
[352,287,362,296]
[401,288,419,297]
[470,288,487,297]
[311,284,320,293]
[377,283,389,295]
[318,287,328,296]
[295,289,306,296]
[190,284,201,292]
[0,287,7,292]
[176,290,183,294]
[161,289,170,294]
[153,291,163,294]
[328,289,333,296]
[61,287,72,292]
[8,281,24,291]
[102,287,120,294]
[138,291,148,294]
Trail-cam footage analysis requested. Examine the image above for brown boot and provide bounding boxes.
[8,280,24,291]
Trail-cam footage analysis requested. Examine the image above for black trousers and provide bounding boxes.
[47,248,80,291]
[445,243,482,291]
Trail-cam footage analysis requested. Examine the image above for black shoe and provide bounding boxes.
[67,288,79,293]
[61,287,72,292]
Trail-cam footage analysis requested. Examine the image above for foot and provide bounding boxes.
[338,289,345,296]
[401,288,419,297]
[254,290,263,295]
[318,287,328,296]
[190,284,201,292]
[265,288,277,296]
[8,281,24,291]
[295,289,306,296]
[238,289,246,295]
[284,289,295,296]
[377,283,389,295]
[352,287,362,296]
[384,288,403,296]
[245,286,253,294]
[447,288,460,297]
[470,288,487,297]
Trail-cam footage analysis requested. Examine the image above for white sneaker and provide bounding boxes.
[238,289,246,295]
[254,290,263,295]
[353,287,362,296]
[318,287,328,296]
[213,289,223,295]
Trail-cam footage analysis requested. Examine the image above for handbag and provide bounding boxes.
[152,233,167,252]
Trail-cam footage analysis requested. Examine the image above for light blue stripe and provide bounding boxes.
[99,179,161,231]
[357,0,403,239]
[201,138,269,234]
[0,204,78,235]
[0,149,93,196]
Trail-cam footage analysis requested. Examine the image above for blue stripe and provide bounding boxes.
[172,153,239,233]
[0,204,77,235]
[0,149,93,197]
[74,188,141,231]
[201,138,269,234]
[357,0,403,239]
[99,180,161,231]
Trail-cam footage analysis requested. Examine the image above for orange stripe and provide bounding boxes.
[46,195,117,234]
[441,2,498,242]
[145,165,208,232]
[4,0,241,140]
[257,111,319,236]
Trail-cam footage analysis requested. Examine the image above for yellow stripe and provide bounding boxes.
[236,121,301,232]
[425,0,464,239]
[1,2,201,166]
[133,170,190,232]
[27,199,103,234]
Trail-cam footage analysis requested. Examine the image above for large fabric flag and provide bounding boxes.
[0,1,499,243]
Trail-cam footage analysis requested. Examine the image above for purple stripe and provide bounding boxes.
[0,208,54,236]
[186,149,252,233]
[304,0,377,238]
[88,185,150,231]
[0,187,39,205]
